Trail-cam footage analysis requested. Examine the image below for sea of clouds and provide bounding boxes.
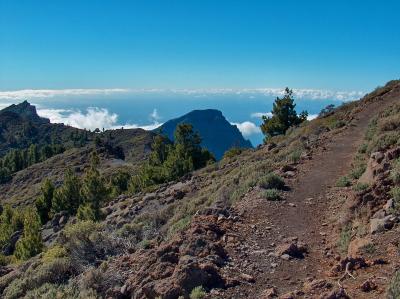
[0,87,364,144]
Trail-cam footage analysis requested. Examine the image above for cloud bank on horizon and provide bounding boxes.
[37,107,161,131]
[0,87,358,145]
[0,87,365,102]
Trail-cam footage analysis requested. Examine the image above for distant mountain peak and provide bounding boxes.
[0,101,49,124]
[156,109,253,160]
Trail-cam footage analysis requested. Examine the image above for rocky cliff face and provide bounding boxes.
[156,109,253,160]
[0,100,49,124]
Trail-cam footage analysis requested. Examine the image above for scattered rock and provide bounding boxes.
[0,265,13,277]
[372,209,386,219]
[359,279,377,292]
[240,273,255,283]
[280,254,291,261]
[386,147,400,160]
[370,215,394,234]
[283,171,296,178]
[261,287,278,298]
[279,290,304,299]
[265,143,277,151]
[303,279,332,292]
[321,287,350,299]
[280,165,297,172]
[120,284,128,295]
[371,151,385,163]
[288,203,296,207]
[142,193,157,202]
[275,241,308,259]
[58,215,68,226]
[384,199,394,212]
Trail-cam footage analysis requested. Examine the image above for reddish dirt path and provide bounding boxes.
[220,93,400,298]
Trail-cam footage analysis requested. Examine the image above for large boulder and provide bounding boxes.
[275,241,308,259]
[370,216,395,234]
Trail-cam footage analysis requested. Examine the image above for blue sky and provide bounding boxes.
[1,0,399,91]
[0,1,399,146]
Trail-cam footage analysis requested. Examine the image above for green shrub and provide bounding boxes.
[287,149,302,163]
[14,209,43,261]
[360,243,376,254]
[78,153,109,221]
[223,147,243,159]
[391,170,400,185]
[391,187,400,205]
[35,179,55,224]
[329,119,346,129]
[43,245,68,263]
[258,173,285,190]
[139,239,152,249]
[263,189,280,201]
[2,258,72,299]
[358,143,368,154]
[52,169,81,216]
[353,183,369,192]
[0,206,24,253]
[129,124,215,194]
[338,225,352,255]
[364,118,377,141]
[378,115,400,132]
[390,159,400,184]
[109,169,131,196]
[0,253,13,266]
[349,164,366,180]
[167,216,191,239]
[190,286,206,299]
[23,283,60,299]
[60,221,124,271]
[388,270,400,299]
[369,131,400,152]
[336,176,351,187]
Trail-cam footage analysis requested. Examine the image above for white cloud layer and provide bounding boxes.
[37,107,161,131]
[231,121,261,137]
[251,112,318,121]
[150,108,161,121]
[0,89,130,100]
[251,112,273,118]
[0,87,364,102]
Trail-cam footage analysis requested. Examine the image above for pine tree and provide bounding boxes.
[52,168,81,215]
[260,88,308,140]
[35,179,55,223]
[78,152,108,221]
[27,144,40,165]
[149,135,169,166]
[110,169,131,195]
[0,167,11,184]
[14,209,43,260]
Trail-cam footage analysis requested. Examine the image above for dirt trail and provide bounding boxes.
[222,94,399,298]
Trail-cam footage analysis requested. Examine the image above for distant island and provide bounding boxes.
[156,109,253,160]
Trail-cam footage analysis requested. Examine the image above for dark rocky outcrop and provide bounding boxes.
[156,109,253,159]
